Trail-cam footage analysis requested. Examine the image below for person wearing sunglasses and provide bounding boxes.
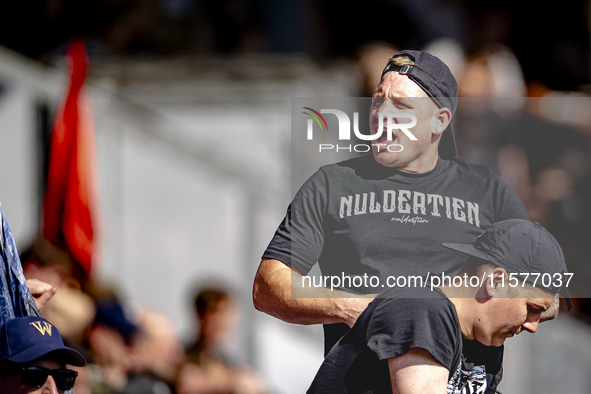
[0,316,86,393]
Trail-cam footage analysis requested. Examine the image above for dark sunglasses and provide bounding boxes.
[21,366,78,391]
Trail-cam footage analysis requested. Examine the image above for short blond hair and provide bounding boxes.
[387,55,415,67]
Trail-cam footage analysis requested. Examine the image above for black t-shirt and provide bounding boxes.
[263,154,527,354]
[308,287,503,394]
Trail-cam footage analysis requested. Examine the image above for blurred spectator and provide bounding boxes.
[20,237,97,361]
[423,38,466,81]
[41,286,96,347]
[185,288,234,366]
[497,144,532,206]
[125,309,184,394]
[454,46,527,167]
[86,296,138,393]
[458,45,526,113]
[357,42,398,96]
[21,238,91,322]
[43,287,96,394]
[177,287,268,394]
[497,144,576,226]
[20,237,88,288]
[17,237,100,394]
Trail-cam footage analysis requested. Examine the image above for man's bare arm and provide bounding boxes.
[388,348,448,394]
[252,259,374,327]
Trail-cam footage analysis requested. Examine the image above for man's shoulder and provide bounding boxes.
[294,156,371,194]
[365,287,462,368]
[446,157,527,220]
[447,157,491,176]
[446,157,507,183]
[378,284,443,297]
[372,287,456,319]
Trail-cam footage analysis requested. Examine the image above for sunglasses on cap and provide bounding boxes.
[21,366,78,391]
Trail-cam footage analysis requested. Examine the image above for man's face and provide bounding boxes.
[200,299,237,343]
[476,286,555,347]
[0,359,67,394]
[370,72,444,171]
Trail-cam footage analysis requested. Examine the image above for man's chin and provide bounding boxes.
[475,334,505,347]
[372,150,403,168]
[489,336,509,347]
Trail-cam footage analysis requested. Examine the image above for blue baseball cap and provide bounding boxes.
[94,300,138,344]
[0,316,86,366]
[381,50,458,160]
[443,219,572,310]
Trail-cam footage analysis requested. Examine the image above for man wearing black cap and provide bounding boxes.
[370,51,458,172]
[0,316,86,393]
[253,49,542,354]
[308,219,571,393]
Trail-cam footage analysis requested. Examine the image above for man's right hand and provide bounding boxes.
[341,296,374,328]
[253,259,374,327]
[26,278,57,312]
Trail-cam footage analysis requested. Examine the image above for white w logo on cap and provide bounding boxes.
[29,321,53,336]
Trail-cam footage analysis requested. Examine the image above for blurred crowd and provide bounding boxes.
[0,1,588,95]
[20,238,269,394]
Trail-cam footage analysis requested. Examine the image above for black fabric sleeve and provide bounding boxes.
[366,296,460,373]
[262,170,328,275]
[492,176,528,221]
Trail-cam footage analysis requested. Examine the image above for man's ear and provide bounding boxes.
[484,267,508,297]
[432,107,452,136]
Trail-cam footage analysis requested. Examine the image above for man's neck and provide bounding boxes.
[439,284,476,340]
[396,149,440,173]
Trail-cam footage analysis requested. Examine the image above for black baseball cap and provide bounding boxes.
[381,50,458,159]
[0,316,86,366]
[442,219,572,310]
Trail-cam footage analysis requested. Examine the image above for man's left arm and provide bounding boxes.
[388,348,449,394]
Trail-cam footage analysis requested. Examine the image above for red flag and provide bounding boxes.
[42,40,99,279]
